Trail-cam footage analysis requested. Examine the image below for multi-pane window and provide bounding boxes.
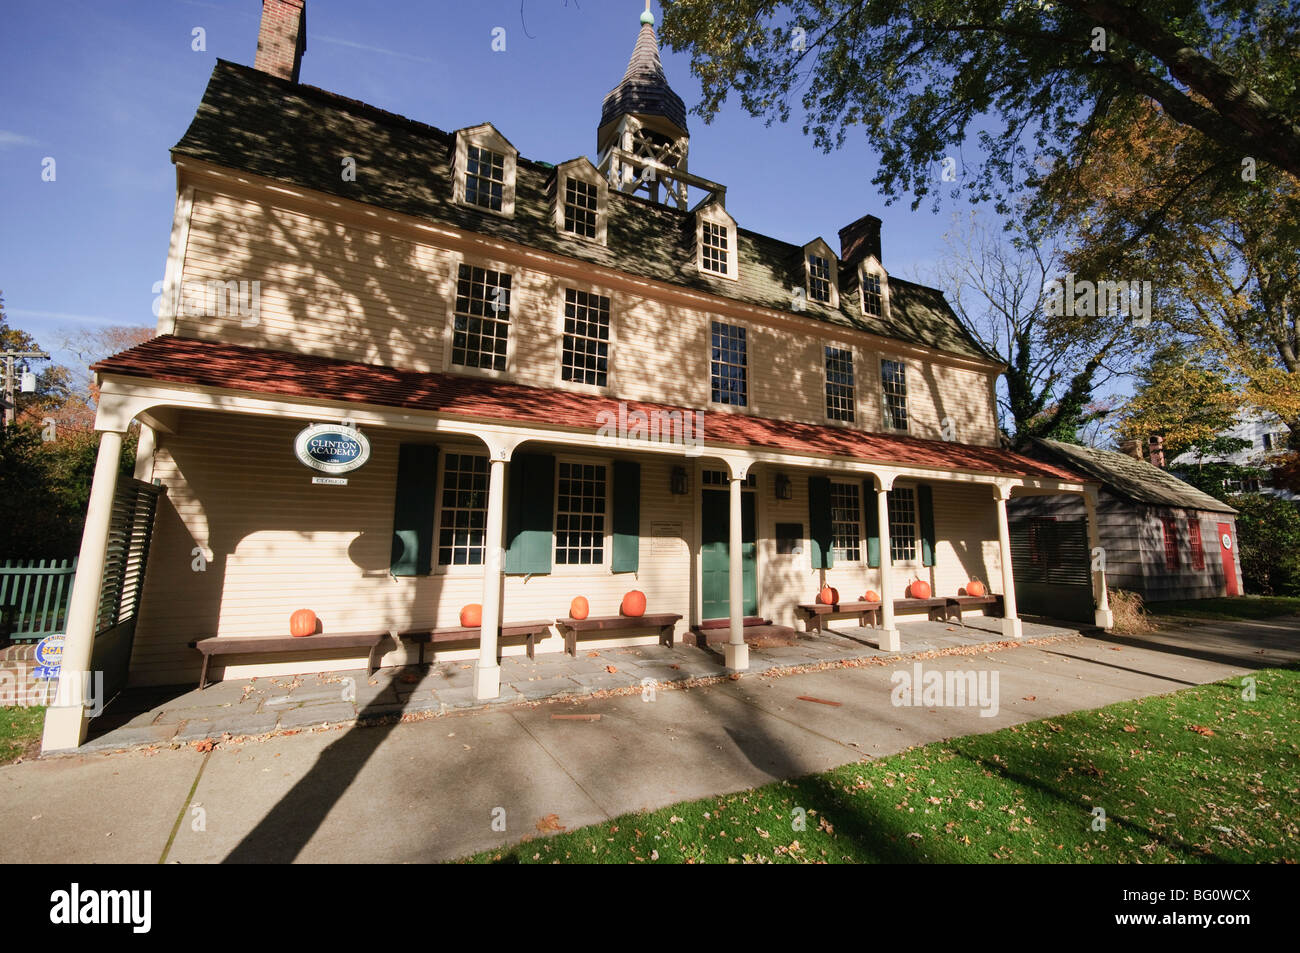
[862,273,883,316]
[465,145,505,211]
[1160,516,1179,571]
[561,289,611,387]
[438,453,488,566]
[563,178,598,239]
[1187,520,1205,570]
[710,321,748,406]
[888,487,918,563]
[452,265,511,371]
[824,346,855,422]
[830,481,862,561]
[808,254,833,303]
[881,358,909,431]
[555,461,607,565]
[702,221,729,274]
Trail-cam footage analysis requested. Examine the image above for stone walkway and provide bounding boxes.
[82,616,1077,752]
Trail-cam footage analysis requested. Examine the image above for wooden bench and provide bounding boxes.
[189,630,391,690]
[795,602,882,634]
[555,614,681,657]
[944,594,1004,626]
[892,597,953,622]
[397,620,553,664]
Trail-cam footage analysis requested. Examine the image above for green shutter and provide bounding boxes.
[808,476,834,569]
[865,480,881,568]
[918,483,936,567]
[611,461,640,573]
[390,444,439,576]
[504,453,555,575]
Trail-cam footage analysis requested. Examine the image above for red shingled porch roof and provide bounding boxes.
[94,336,1088,482]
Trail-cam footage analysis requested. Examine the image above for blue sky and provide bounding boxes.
[1,0,977,371]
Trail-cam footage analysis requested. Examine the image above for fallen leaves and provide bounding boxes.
[1187,724,1216,736]
[536,814,566,833]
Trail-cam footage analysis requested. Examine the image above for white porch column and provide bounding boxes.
[473,455,507,700]
[875,476,900,651]
[1082,488,1113,629]
[132,424,156,481]
[993,485,1023,639]
[725,470,749,671]
[41,429,125,752]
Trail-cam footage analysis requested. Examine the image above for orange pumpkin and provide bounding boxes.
[965,580,986,597]
[817,585,840,605]
[621,590,647,618]
[570,596,590,621]
[289,609,317,638]
[460,603,483,627]
[862,590,881,603]
[908,580,932,600]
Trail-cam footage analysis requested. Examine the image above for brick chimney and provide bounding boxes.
[255,0,306,82]
[1147,435,1166,469]
[838,214,883,269]
[1118,438,1143,459]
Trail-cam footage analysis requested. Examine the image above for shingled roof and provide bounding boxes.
[171,60,997,364]
[96,336,1082,481]
[1029,439,1237,514]
[599,19,688,135]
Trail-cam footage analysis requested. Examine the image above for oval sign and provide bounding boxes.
[1221,533,1232,551]
[35,634,64,668]
[294,424,371,475]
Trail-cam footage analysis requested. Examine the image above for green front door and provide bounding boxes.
[701,488,757,619]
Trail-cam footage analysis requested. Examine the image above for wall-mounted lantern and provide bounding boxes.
[774,472,793,500]
[670,466,689,495]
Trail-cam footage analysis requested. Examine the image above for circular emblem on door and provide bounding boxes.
[1221,533,1232,550]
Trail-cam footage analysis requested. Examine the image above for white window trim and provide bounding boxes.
[858,256,891,322]
[434,446,491,576]
[442,256,518,380]
[879,353,912,434]
[822,341,858,427]
[553,283,617,395]
[552,454,613,573]
[552,158,609,245]
[830,478,865,566]
[708,319,753,411]
[696,204,739,281]
[803,238,839,309]
[452,123,518,219]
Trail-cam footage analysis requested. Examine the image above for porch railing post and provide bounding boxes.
[41,429,125,752]
[1082,488,1113,629]
[473,455,506,701]
[875,476,900,651]
[725,470,749,671]
[994,486,1023,639]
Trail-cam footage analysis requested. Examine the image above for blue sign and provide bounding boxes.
[294,424,371,475]
[35,635,64,680]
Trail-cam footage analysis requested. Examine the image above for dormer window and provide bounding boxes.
[552,158,608,244]
[452,124,518,218]
[465,146,505,211]
[696,204,738,280]
[858,258,891,320]
[802,239,839,308]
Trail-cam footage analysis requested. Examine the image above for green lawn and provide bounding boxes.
[1148,595,1300,621]
[0,706,44,765]
[469,669,1299,864]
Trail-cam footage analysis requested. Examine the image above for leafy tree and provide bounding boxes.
[658,0,1300,212]
[1231,493,1300,595]
[1113,344,1245,459]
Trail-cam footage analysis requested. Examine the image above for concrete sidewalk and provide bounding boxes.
[1,617,1294,863]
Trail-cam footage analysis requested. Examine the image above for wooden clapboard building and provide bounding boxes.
[44,1,1109,750]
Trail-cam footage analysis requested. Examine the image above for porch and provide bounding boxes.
[80,614,1086,752]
